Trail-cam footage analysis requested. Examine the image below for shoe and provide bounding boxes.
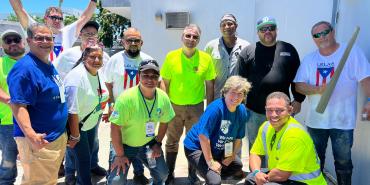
[133,174,149,185]
[90,165,107,176]
[65,175,76,185]
[165,173,174,185]
[58,164,65,177]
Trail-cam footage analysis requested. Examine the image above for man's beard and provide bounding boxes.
[126,49,140,58]
[4,48,26,58]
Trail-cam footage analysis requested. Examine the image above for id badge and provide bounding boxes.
[224,142,233,158]
[145,122,155,137]
[59,85,66,103]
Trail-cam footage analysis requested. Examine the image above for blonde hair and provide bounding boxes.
[221,76,252,97]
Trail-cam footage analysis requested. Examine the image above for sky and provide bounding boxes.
[0,0,90,14]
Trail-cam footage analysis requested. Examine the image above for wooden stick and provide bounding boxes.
[316,26,360,113]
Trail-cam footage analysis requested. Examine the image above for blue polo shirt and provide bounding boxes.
[7,52,68,142]
[184,98,248,157]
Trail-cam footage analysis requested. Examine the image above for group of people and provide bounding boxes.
[0,0,369,185]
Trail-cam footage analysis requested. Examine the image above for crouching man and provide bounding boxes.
[246,92,326,185]
[107,60,175,185]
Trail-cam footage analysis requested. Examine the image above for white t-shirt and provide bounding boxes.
[104,51,153,99]
[64,63,109,131]
[294,43,370,129]
[28,16,78,62]
[54,46,110,80]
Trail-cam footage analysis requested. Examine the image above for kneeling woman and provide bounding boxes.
[64,45,109,185]
[183,76,251,185]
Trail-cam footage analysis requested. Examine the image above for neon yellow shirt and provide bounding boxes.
[161,48,216,105]
[109,86,175,147]
[251,117,327,185]
[0,56,17,125]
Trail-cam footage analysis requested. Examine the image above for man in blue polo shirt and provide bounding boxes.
[7,23,68,185]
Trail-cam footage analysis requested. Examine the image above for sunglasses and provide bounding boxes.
[312,29,331,38]
[4,37,21,44]
[125,38,141,44]
[184,34,199,40]
[48,15,63,21]
[32,36,54,43]
[259,25,276,33]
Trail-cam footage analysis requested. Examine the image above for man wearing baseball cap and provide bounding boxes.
[237,16,305,155]
[0,29,25,184]
[204,13,250,99]
[108,59,175,185]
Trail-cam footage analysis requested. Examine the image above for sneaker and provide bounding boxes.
[165,173,174,185]
[65,175,76,185]
[90,165,107,176]
[133,174,149,185]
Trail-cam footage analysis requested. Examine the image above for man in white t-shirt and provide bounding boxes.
[294,21,370,185]
[104,27,153,185]
[9,0,97,62]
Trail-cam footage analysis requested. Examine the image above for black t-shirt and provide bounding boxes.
[237,41,305,114]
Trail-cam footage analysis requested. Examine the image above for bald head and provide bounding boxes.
[122,27,143,58]
[123,27,142,40]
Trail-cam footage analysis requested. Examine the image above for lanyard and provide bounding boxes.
[138,86,157,120]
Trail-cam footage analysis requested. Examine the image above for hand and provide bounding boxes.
[209,160,222,174]
[102,113,109,123]
[28,133,49,150]
[362,101,370,121]
[111,155,130,176]
[291,100,301,116]
[318,85,326,94]
[151,144,162,158]
[221,156,234,166]
[255,172,269,185]
[67,139,79,148]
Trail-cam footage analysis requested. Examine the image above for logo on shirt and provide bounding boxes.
[111,110,119,119]
[316,61,335,86]
[280,52,291,56]
[220,120,231,134]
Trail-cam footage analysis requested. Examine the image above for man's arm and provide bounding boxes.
[10,103,49,149]
[361,77,370,120]
[105,82,114,113]
[205,80,214,106]
[268,169,292,182]
[110,123,130,174]
[295,82,325,95]
[66,114,80,148]
[249,153,269,184]
[151,122,168,158]
[75,0,97,35]
[9,0,29,29]
[161,79,170,94]
[0,88,10,105]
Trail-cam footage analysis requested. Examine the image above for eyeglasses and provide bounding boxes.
[3,37,21,44]
[312,29,331,38]
[32,36,54,43]
[270,132,276,150]
[141,74,159,80]
[87,55,103,61]
[125,38,141,44]
[265,108,287,115]
[81,32,98,38]
[48,15,63,21]
[184,34,199,40]
[259,25,276,33]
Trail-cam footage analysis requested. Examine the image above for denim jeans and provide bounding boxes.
[0,125,18,185]
[108,143,145,177]
[246,110,266,149]
[65,122,100,176]
[107,141,168,185]
[307,127,353,177]
[70,125,98,185]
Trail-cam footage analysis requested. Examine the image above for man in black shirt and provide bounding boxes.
[237,16,305,150]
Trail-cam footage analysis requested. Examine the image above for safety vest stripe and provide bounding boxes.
[289,169,322,181]
[261,122,270,161]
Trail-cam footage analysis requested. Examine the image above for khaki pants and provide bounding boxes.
[15,133,67,185]
[165,102,204,153]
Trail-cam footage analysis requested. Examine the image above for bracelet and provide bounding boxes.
[252,169,261,177]
[69,134,80,141]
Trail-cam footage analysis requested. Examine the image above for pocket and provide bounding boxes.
[32,147,60,161]
[14,137,34,163]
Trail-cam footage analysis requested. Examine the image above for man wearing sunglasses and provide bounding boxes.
[0,29,25,185]
[246,92,326,185]
[237,16,305,154]
[204,13,250,99]
[104,27,153,185]
[294,21,370,185]
[161,24,216,185]
[9,0,97,62]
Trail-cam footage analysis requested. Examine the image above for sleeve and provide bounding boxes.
[275,137,309,172]
[237,47,249,77]
[65,86,79,114]
[250,124,266,156]
[236,106,248,139]
[7,68,37,105]
[104,57,115,83]
[198,106,221,139]
[204,42,212,54]
[159,93,175,123]
[293,55,310,83]
[289,45,305,103]
[109,95,129,126]
[349,46,370,82]
[53,52,68,79]
[204,56,216,81]
[62,21,78,49]
[160,54,172,80]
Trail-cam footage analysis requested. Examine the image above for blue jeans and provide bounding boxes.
[246,110,266,149]
[107,141,168,185]
[307,127,353,175]
[0,125,18,185]
[108,143,145,177]
[70,125,98,185]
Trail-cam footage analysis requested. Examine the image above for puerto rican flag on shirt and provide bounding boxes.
[316,66,334,86]
[49,45,63,62]
[123,68,140,90]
